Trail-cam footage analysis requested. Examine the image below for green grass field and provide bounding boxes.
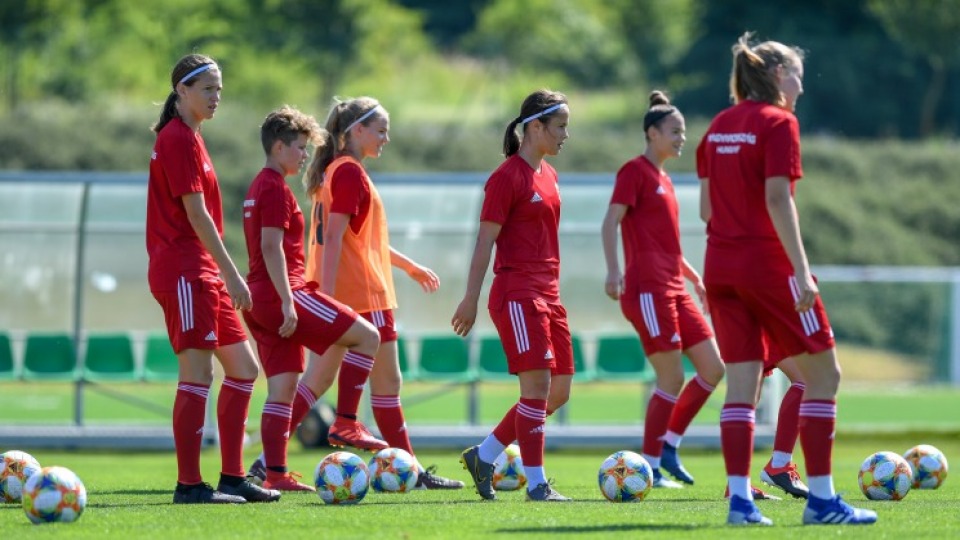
[1,434,958,538]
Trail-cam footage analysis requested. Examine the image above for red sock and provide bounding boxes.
[371,395,414,455]
[643,388,677,458]
[217,377,255,477]
[290,383,317,430]
[799,400,836,477]
[720,403,755,477]
[173,382,209,485]
[261,401,292,470]
[515,398,547,467]
[337,351,374,418]
[774,383,805,454]
[492,404,518,445]
[666,375,715,436]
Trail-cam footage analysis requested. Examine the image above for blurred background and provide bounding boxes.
[1,0,959,437]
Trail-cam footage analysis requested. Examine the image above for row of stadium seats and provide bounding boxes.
[0,331,695,383]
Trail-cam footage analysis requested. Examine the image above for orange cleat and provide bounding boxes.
[327,419,389,452]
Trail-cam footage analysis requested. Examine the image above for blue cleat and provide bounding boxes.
[652,468,683,489]
[727,494,773,526]
[660,443,695,484]
[803,494,878,525]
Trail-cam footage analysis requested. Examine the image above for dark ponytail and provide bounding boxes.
[152,53,218,134]
[642,90,680,137]
[502,89,568,157]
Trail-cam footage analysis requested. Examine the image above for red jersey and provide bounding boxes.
[696,100,803,286]
[480,154,561,307]
[243,168,307,303]
[146,117,223,293]
[611,155,685,295]
[328,161,371,234]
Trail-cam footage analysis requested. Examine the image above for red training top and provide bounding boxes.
[480,154,562,307]
[146,117,223,293]
[610,155,684,295]
[696,100,803,286]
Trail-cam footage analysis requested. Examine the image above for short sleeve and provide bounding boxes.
[610,161,640,208]
[696,131,710,180]
[479,170,516,224]
[764,115,803,181]
[258,180,290,229]
[162,129,206,198]
[329,163,368,216]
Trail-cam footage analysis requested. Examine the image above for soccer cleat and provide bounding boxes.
[761,460,809,499]
[327,419,389,452]
[247,457,267,486]
[173,482,246,504]
[264,471,316,492]
[460,445,497,500]
[727,494,773,526]
[217,478,282,502]
[526,482,572,502]
[660,443,695,484]
[724,484,782,501]
[415,465,465,490]
[652,469,684,489]
[803,494,878,525]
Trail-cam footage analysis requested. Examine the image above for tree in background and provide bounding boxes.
[867,0,960,137]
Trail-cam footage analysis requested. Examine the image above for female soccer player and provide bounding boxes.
[452,89,573,502]
[600,91,725,489]
[242,106,382,491]
[302,97,463,490]
[146,54,279,504]
[697,33,877,526]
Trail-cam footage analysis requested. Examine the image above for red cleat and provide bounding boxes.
[724,484,782,501]
[264,471,316,492]
[327,419,389,452]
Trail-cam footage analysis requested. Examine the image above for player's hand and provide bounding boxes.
[451,297,478,337]
[407,264,440,293]
[604,271,623,300]
[794,272,819,313]
[693,280,709,313]
[278,300,298,338]
[225,274,252,311]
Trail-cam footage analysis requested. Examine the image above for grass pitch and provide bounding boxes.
[1,434,957,538]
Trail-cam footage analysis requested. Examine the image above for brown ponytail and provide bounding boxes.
[152,53,218,134]
[304,96,384,196]
[730,32,804,107]
[642,90,680,137]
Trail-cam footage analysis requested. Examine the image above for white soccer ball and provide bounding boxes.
[858,451,913,501]
[903,444,949,490]
[1,450,42,503]
[314,451,370,505]
[492,444,527,491]
[598,450,653,502]
[21,466,87,524]
[368,448,419,493]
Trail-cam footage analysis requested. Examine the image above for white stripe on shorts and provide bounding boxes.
[508,301,530,354]
[639,292,660,337]
[788,276,821,336]
[177,276,194,332]
[293,290,337,323]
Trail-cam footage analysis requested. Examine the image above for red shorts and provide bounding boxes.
[488,297,574,376]
[359,309,398,343]
[707,276,835,364]
[762,332,786,375]
[152,277,247,354]
[620,291,713,355]
[243,287,357,377]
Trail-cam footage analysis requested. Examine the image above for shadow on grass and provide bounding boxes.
[95,489,170,495]
[496,523,699,533]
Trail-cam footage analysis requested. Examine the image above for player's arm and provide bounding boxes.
[261,227,297,337]
[699,178,711,223]
[451,221,501,337]
[765,176,816,312]
[182,191,251,310]
[600,203,627,300]
[320,212,351,297]
[681,257,707,310]
[390,247,439,293]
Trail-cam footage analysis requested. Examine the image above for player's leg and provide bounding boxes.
[643,349,685,488]
[760,356,809,498]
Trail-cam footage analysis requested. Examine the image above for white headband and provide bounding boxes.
[345,105,381,133]
[520,103,567,124]
[177,63,217,87]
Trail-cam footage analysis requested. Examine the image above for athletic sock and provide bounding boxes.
[477,433,507,464]
[721,403,755,485]
[515,398,547,468]
[337,350,374,418]
[371,394,414,455]
[218,377,255,478]
[260,401,292,471]
[290,383,317,430]
[667,375,716,436]
[173,382,209,485]
[643,387,678,460]
[799,399,837,499]
[773,382,805,462]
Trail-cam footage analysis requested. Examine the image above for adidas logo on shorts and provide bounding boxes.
[204,331,217,341]
[530,192,543,203]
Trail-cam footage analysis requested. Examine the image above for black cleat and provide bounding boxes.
[173,482,246,504]
[415,465,465,490]
[460,446,496,500]
[217,478,281,503]
[247,457,267,486]
[526,482,572,502]
[761,461,809,499]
